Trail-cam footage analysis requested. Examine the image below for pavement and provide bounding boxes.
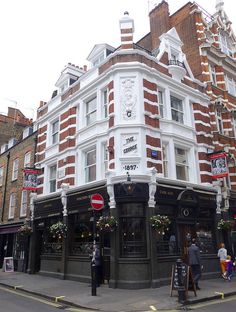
[0,271,236,311]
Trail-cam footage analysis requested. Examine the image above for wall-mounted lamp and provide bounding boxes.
[122,172,136,195]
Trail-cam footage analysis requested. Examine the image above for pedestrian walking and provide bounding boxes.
[188,238,202,290]
[217,243,227,277]
[223,255,233,281]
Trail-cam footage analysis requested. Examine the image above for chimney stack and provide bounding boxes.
[119,11,134,50]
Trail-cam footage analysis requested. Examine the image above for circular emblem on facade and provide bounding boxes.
[182,208,190,217]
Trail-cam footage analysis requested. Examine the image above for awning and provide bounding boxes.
[0,226,21,234]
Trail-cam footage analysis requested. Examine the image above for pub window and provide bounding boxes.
[156,220,178,255]
[196,221,215,254]
[41,218,62,255]
[119,203,146,257]
[68,212,95,256]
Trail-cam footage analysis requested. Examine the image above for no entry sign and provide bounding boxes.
[90,193,104,210]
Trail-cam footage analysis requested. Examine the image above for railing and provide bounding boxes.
[168,60,185,68]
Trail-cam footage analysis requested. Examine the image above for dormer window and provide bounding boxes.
[219,33,233,57]
[93,53,105,67]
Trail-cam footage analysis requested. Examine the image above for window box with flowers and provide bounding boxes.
[96,215,118,232]
[49,221,67,239]
[150,215,171,235]
[217,219,234,231]
[18,224,33,236]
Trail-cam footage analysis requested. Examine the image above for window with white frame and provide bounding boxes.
[12,158,19,180]
[102,89,108,118]
[24,152,31,168]
[93,53,105,67]
[225,75,236,96]
[162,144,168,177]
[171,96,184,123]
[232,115,236,138]
[102,144,108,178]
[86,97,97,126]
[9,193,16,219]
[158,90,164,118]
[216,107,223,134]
[219,33,233,57]
[209,64,217,85]
[0,166,3,186]
[175,147,189,181]
[20,190,27,217]
[51,119,59,144]
[85,148,96,182]
[49,165,57,193]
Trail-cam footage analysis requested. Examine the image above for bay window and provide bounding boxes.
[171,96,184,123]
[49,165,57,193]
[175,147,189,181]
[85,148,96,182]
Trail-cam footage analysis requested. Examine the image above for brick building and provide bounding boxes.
[29,1,236,288]
[0,107,32,147]
[0,117,37,271]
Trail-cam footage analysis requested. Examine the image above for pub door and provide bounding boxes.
[178,223,196,263]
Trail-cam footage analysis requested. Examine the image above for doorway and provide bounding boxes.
[178,223,196,262]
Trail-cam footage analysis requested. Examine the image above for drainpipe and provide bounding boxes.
[1,152,10,222]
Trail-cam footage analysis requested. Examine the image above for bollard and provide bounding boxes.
[176,259,186,304]
[91,261,97,296]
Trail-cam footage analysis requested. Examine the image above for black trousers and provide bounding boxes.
[191,264,201,286]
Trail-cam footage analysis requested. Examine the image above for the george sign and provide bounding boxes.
[3,257,14,272]
[209,152,228,179]
[23,168,40,191]
[90,193,104,211]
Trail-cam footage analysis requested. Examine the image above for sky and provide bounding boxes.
[0,0,235,120]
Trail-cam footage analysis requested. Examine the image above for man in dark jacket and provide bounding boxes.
[188,238,201,290]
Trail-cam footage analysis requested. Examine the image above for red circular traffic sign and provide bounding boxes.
[90,193,104,210]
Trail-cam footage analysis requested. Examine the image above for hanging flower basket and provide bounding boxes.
[150,215,171,235]
[49,221,67,239]
[18,224,33,236]
[217,219,233,231]
[96,216,118,232]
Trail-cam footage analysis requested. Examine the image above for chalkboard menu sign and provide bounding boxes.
[170,263,196,297]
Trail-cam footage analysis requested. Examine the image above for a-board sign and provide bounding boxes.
[2,257,14,272]
[170,263,196,298]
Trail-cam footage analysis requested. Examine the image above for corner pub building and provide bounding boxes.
[29,1,236,289]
